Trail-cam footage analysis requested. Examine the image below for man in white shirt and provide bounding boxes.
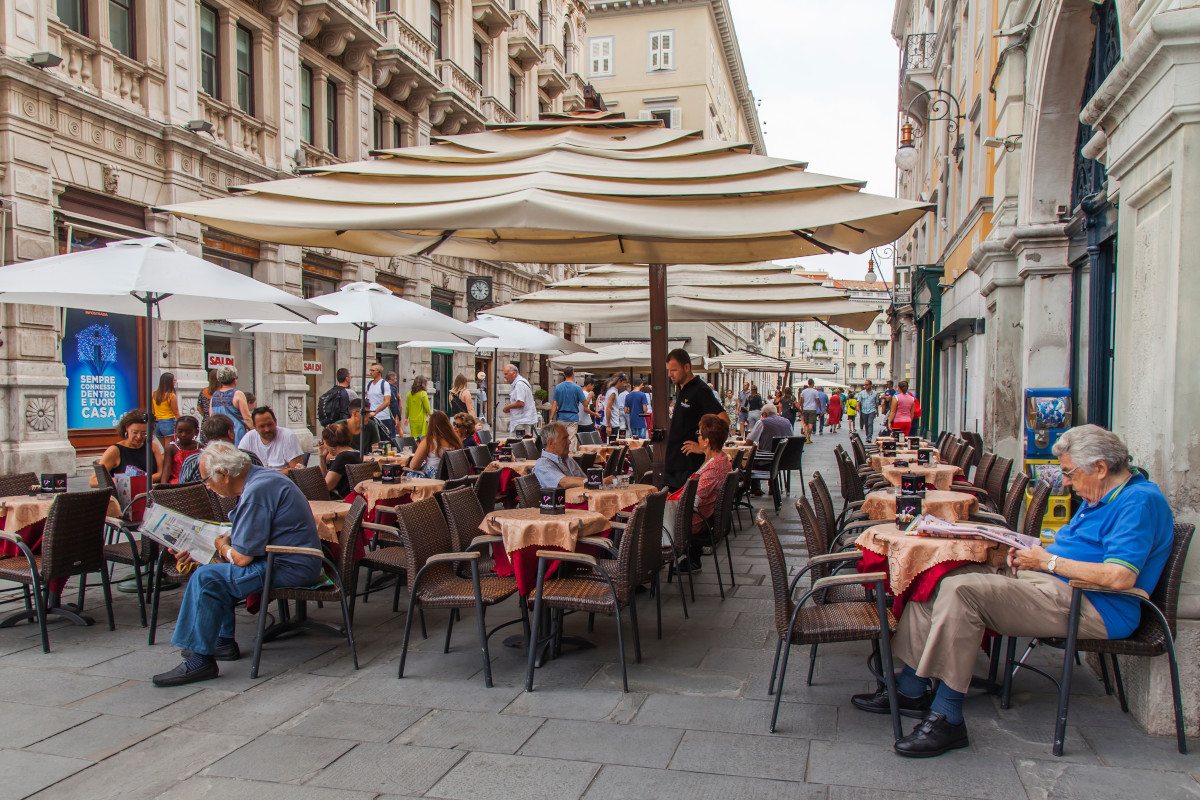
[365,362,395,438]
[238,407,305,470]
[502,362,538,436]
[616,384,629,439]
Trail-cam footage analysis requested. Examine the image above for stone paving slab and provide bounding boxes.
[518,718,684,768]
[581,764,825,800]
[26,714,167,762]
[425,751,600,800]
[304,742,465,795]
[395,708,545,754]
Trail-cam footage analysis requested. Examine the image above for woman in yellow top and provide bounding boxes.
[403,375,432,437]
[152,372,180,446]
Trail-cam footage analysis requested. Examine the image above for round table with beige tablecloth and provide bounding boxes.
[564,483,656,520]
[861,489,979,523]
[880,463,962,491]
[351,478,444,512]
[854,522,1010,601]
[489,459,538,476]
[723,445,755,459]
[364,454,412,467]
[0,494,122,533]
[868,451,930,472]
[481,507,610,553]
[308,500,352,543]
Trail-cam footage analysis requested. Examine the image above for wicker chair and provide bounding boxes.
[731,445,757,529]
[514,473,541,509]
[810,472,875,553]
[699,472,740,600]
[756,509,900,736]
[572,452,597,473]
[440,485,496,577]
[953,445,976,478]
[397,436,417,451]
[208,488,238,522]
[749,442,788,513]
[0,472,38,497]
[469,445,493,471]
[445,449,474,480]
[971,472,1029,530]
[662,477,697,617]
[1001,523,1194,756]
[953,452,996,510]
[0,489,116,653]
[344,461,380,490]
[628,446,653,485]
[524,490,667,692]
[384,496,520,687]
[848,433,869,469]
[1020,481,1052,542]
[249,497,365,678]
[147,483,229,644]
[578,430,602,446]
[986,455,1014,511]
[602,445,627,479]
[288,466,331,501]
[509,440,531,461]
[777,436,806,497]
[473,466,502,513]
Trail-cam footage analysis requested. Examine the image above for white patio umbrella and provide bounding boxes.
[233,282,489,451]
[551,342,706,373]
[0,236,327,477]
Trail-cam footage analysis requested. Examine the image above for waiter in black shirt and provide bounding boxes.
[665,348,729,490]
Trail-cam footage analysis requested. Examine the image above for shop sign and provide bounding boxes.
[207,353,235,369]
[63,309,140,429]
[302,361,323,375]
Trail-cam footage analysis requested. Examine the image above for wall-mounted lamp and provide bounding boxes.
[895,89,965,171]
[184,119,214,133]
[984,134,1023,152]
[28,52,63,69]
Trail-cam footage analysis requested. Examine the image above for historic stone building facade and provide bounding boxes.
[0,0,591,468]
[891,0,1200,735]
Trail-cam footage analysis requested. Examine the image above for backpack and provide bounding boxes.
[387,382,401,420]
[317,385,348,427]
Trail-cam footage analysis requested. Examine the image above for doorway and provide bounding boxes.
[431,349,453,412]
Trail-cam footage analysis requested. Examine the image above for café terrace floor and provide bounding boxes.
[1,432,1197,800]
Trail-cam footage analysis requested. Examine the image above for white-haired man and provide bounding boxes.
[152,441,322,687]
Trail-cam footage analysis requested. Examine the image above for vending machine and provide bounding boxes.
[1023,388,1073,542]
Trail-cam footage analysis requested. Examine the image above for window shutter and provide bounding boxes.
[649,34,659,69]
[638,110,652,120]
[590,37,611,76]
[660,32,673,69]
[669,108,681,128]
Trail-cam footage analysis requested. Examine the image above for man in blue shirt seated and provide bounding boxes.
[624,380,651,439]
[533,422,613,489]
[851,425,1173,758]
[153,441,323,687]
[550,367,588,451]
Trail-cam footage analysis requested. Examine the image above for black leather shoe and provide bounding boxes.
[152,661,219,687]
[893,712,970,758]
[851,684,931,718]
[181,641,241,661]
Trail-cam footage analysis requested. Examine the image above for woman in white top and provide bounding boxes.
[407,410,462,479]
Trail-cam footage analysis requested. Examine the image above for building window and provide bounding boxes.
[393,119,404,148]
[373,108,383,150]
[199,4,219,98]
[563,24,573,72]
[589,36,613,77]
[109,0,134,57]
[877,365,884,380]
[509,71,518,114]
[877,343,885,356]
[847,365,855,379]
[646,108,681,129]
[430,0,443,60]
[648,30,673,71]
[877,322,884,334]
[376,0,390,10]
[849,344,855,356]
[473,39,484,85]
[58,0,86,35]
[300,64,314,143]
[235,24,254,114]
[326,78,340,155]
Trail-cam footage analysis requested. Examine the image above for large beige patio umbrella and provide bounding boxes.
[161,118,930,476]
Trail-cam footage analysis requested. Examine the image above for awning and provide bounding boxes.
[933,317,985,343]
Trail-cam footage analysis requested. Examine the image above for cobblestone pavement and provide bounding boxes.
[5,427,1198,799]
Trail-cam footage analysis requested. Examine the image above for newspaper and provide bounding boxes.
[905,514,1040,550]
[140,503,232,565]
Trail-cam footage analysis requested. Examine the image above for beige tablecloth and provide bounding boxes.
[880,463,962,491]
[723,445,755,459]
[861,490,979,523]
[564,483,656,520]
[364,454,412,467]
[490,460,538,476]
[868,451,930,471]
[480,507,610,553]
[855,523,1008,595]
[352,478,444,511]
[0,494,122,534]
[308,500,351,543]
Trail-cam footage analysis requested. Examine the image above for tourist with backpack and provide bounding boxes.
[365,362,396,438]
[210,366,253,444]
[316,367,354,428]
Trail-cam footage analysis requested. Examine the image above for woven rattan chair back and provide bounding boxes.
[469,445,493,471]
[335,497,367,585]
[93,463,115,491]
[795,496,833,582]
[712,471,740,543]
[475,430,492,445]
[808,472,839,550]
[849,433,868,468]
[1153,524,1195,638]
[288,466,331,502]
[441,485,485,553]
[0,472,37,497]
[834,447,864,504]
[150,483,216,519]
[610,495,651,605]
[473,466,501,512]
[445,449,473,480]
[207,489,237,522]
[777,437,806,474]
[578,430,601,445]
[999,472,1029,530]
[344,461,380,489]
[1021,481,1051,541]
[394,496,455,592]
[573,452,597,472]
[514,473,541,509]
[41,489,112,580]
[756,511,794,639]
[397,436,417,450]
[954,445,976,477]
[729,449,744,470]
[509,440,530,461]
[527,437,542,458]
[633,489,669,582]
[602,445,627,478]
[628,447,652,483]
[987,456,1013,508]
[668,478,698,562]
[973,453,995,491]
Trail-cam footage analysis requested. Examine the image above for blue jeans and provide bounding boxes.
[378,417,397,439]
[154,419,176,437]
[860,411,877,439]
[170,558,316,654]
[629,426,648,438]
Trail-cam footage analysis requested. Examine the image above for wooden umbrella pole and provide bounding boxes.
[648,263,669,487]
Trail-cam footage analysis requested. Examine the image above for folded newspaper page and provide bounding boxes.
[140,503,232,565]
[905,514,1040,550]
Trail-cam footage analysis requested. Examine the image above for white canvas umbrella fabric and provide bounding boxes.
[0,236,327,479]
[396,313,594,356]
[551,342,706,373]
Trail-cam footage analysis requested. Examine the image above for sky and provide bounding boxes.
[727,0,900,282]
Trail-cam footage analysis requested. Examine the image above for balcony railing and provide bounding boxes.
[902,33,936,80]
[377,11,436,74]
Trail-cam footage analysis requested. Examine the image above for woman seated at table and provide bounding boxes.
[407,411,460,479]
[676,413,733,572]
[453,412,482,447]
[89,408,167,486]
[317,422,362,499]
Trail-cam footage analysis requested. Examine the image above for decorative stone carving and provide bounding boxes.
[287,397,304,424]
[103,164,121,193]
[318,27,355,58]
[344,43,376,73]
[388,75,419,103]
[374,61,400,88]
[261,0,289,15]
[25,397,55,432]
[298,7,329,38]
[406,87,436,115]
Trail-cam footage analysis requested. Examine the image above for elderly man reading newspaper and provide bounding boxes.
[151,441,322,687]
[851,425,1173,758]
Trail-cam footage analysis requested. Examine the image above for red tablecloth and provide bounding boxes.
[858,548,972,616]
[0,519,70,594]
[491,501,619,596]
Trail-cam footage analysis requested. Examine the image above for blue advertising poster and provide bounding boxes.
[63,308,140,429]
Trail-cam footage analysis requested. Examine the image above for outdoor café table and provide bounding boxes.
[854,522,1009,614]
[577,444,618,461]
[868,450,928,471]
[861,489,979,523]
[480,507,610,597]
[880,462,962,491]
[364,453,411,467]
[349,477,444,514]
[564,483,655,520]
[723,444,755,459]
[308,500,351,543]
[0,493,124,595]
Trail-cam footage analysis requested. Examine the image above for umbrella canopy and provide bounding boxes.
[396,313,594,356]
[551,342,707,373]
[487,263,880,330]
[0,237,324,322]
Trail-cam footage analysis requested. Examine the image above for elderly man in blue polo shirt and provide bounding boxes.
[851,425,1173,758]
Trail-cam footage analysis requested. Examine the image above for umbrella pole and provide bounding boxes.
[649,263,669,488]
[143,294,156,484]
[359,324,369,454]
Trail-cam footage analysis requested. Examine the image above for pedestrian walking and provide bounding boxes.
[887,380,919,436]
[403,375,431,438]
[857,380,880,440]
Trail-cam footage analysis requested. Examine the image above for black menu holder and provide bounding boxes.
[916,449,931,464]
[585,468,603,490]
[40,473,67,493]
[901,473,925,495]
[880,440,897,455]
[380,463,396,484]
[908,436,921,450]
[896,493,923,526]
[540,487,565,515]
[497,447,513,463]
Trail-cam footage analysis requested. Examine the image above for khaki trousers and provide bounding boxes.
[891,565,1110,694]
[563,420,579,452]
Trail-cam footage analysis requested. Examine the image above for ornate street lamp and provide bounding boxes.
[895,88,965,172]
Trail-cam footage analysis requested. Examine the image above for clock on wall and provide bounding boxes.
[467,275,493,304]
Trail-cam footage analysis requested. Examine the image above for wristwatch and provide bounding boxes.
[1046,555,1058,574]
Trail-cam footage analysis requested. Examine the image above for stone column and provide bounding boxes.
[972,240,1023,460]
